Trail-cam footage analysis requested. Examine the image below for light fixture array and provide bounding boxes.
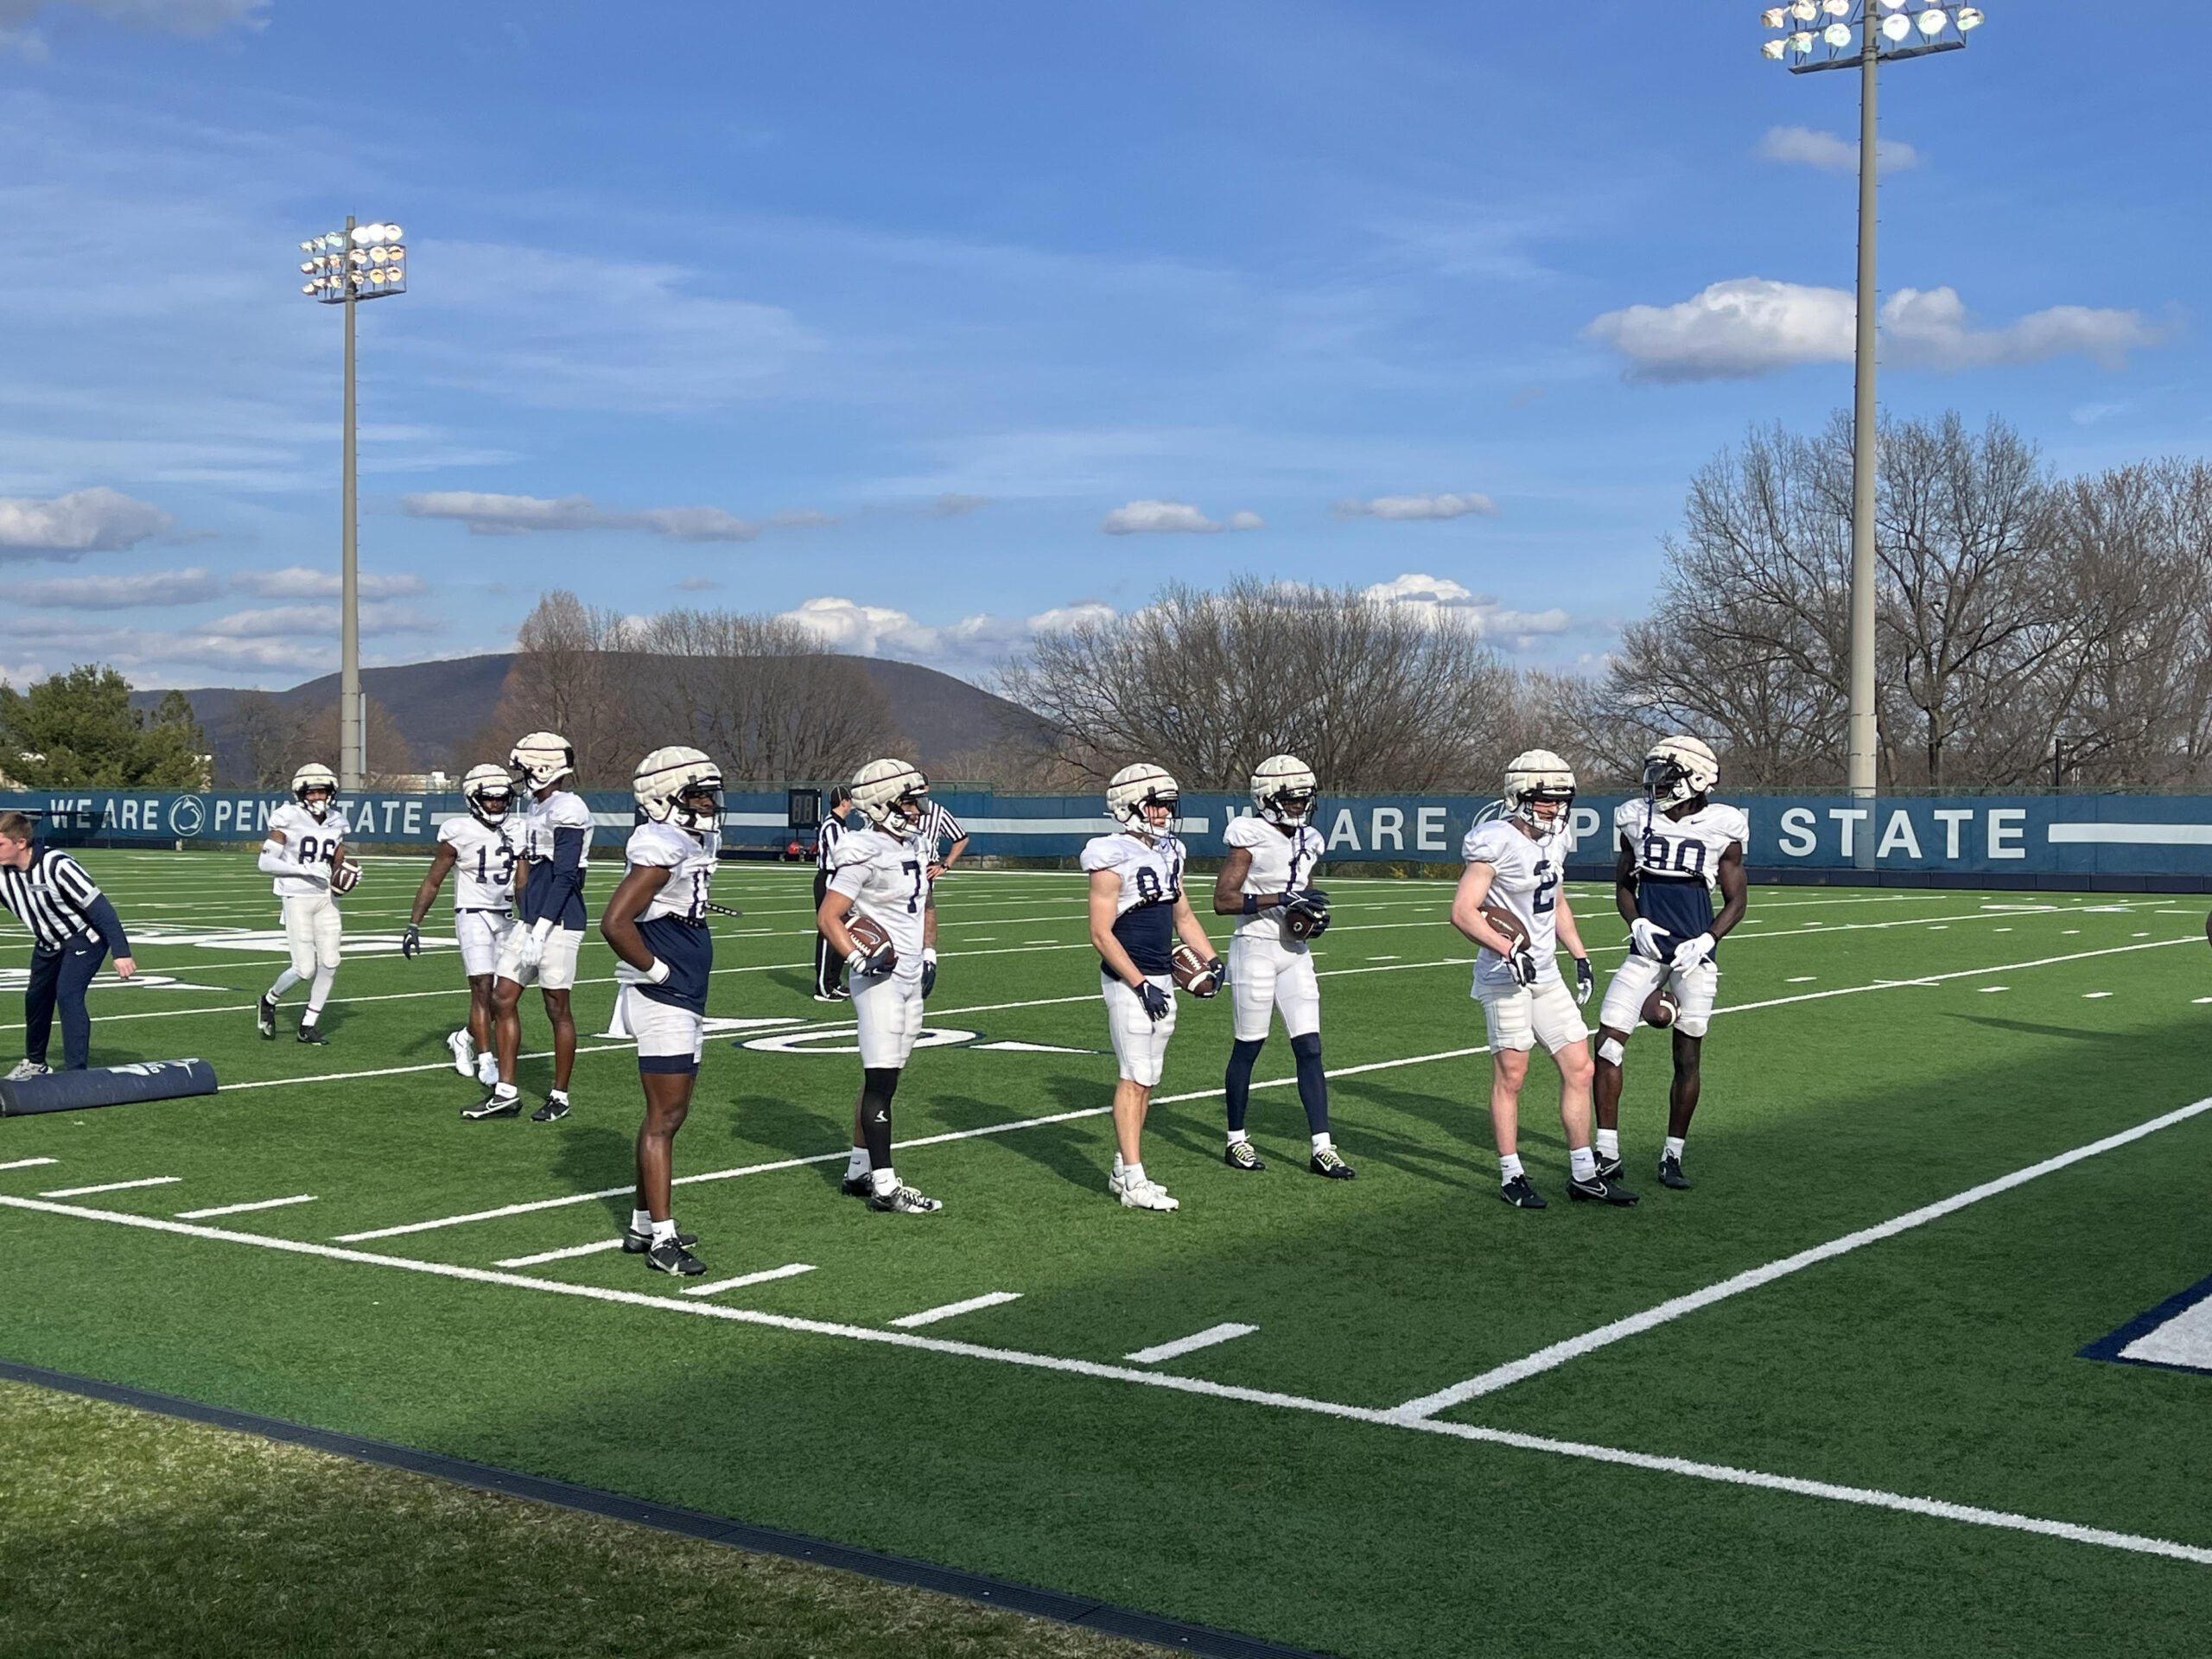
[1759,1,1984,66]
[296,222,408,302]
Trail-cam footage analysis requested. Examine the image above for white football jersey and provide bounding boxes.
[828,825,930,984]
[523,789,594,867]
[1224,814,1324,944]
[1612,798,1749,890]
[626,821,720,924]
[266,801,348,897]
[1462,819,1569,983]
[438,814,522,912]
[1080,830,1188,977]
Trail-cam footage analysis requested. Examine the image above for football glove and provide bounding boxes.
[1281,888,1331,941]
[400,923,421,960]
[1205,956,1226,994]
[517,921,551,972]
[920,950,938,999]
[1670,931,1716,971]
[1629,917,1669,960]
[1508,943,1541,988]
[1573,956,1594,1006]
[1138,980,1173,1021]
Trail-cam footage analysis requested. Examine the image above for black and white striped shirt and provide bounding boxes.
[0,848,130,956]
[919,803,966,861]
[816,810,849,874]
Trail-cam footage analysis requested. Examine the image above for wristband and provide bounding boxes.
[1243,893,1259,915]
[644,958,671,984]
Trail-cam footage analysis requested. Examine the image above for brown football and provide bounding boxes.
[330,858,361,896]
[1171,941,1221,997]
[1643,984,1681,1029]
[847,911,895,972]
[1478,900,1529,951]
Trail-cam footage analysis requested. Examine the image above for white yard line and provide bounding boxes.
[888,1291,1025,1328]
[0,1157,60,1172]
[495,1237,627,1268]
[39,1176,180,1198]
[1126,1323,1258,1364]
[1389,1092,2212,1421]
[683,1262,816,1297]
[2,1191,2204,1569]
[175,1194,317,1220]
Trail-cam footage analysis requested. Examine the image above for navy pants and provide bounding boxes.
[26,938,106,1071]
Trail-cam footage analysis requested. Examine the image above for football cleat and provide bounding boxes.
[1119,1178,1179,1212]
[867,1184,944,1214]
[1224,1140,1267,1172]
[1594,1149,1624,1182]
[257,995,276,1040]
[1658,1153,1692,1190]
[446,1029,474,1077]
[1309,1147,1357,1179]
[461,1089,522,1120]
[296,1024,328,1046]
[622,1222,697,1255]
[4,1059,49,1081]
[1568,1173,1641,1206]
[475,1053,499,1086]
[1498,1174,1548,1209]
[644,1237,706,1276]
[840,1172,874,1198]
[530,1095,569,1122]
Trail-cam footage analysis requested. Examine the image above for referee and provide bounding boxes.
[0,811,137,1078]
[811,786,855,1001]
[918,799,969,881]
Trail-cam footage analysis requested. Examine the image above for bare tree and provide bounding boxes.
[493,592,642,786]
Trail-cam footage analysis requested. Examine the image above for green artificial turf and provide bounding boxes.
[3,855,2209,1657]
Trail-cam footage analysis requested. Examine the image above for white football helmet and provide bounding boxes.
[291,762,337,820]
[1107,762,1180,836]
[1644,734,1719,805]
[461,763,514,825]
[510,731,575,790]
[1503,748,1577,826]
[851,757,929,835]
[634,746,723,831]
[1251,754,1318,827]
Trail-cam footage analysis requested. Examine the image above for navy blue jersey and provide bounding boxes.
[1614,798,1748,956]
[1634,874,1715,950]
[636,915,711,1014]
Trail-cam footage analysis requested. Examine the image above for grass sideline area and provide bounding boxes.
[3,851,2209,1656]
[0,1380,1155,1659]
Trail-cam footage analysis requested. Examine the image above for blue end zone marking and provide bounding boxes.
[2078,1272,2212,1376]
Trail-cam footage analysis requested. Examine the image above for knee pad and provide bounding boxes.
[1289,1033,1323,1062]
[1597,1036,1624,1066]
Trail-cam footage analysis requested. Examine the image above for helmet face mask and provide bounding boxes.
[461,762,514,824]
[1502,748,1577,830]
[1107,763,1180,838]
[291,762,338,821]
[1644,735,1719,806]
[510,731,576,791]
[1252,753,1319,828]
[851,758,930,836]
[633,747,722,831]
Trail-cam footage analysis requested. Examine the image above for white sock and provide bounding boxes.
[299,1007,319,1028]
[477,1054,499,1084]
[631,1207,652,1233]
[268,969,302,1001]
[1569,1147,1598,1182]
[1499,1154,1524,1184]
[1122,1161,1146,1190]
[650,1217,677,1244]
[1595,1128,1619,1160]
[547,1088,568,1103]
[494,1081,518,1099]
[872,1167,899,1195]
[847,1147,870,1179]
[1311,1132,1332,1154]
[1226,1130,1249,1148]
[1113,1152,1127,1177]
[1664,1135,1687,1160]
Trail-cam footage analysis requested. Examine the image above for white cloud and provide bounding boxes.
[230,566,429,600]
[779,594,1116,669]
[1758,125,1918,175]
[200,603,442,639]
[1362,572,1573,651]
[1586,278,2162,382]
[0,0,265,49]
[0,486,173,559]
[11,565,222,607]
[402,491,836,543]
[932,493,991,517]
[1100,499,1264,535]
[1335,492,1498,521]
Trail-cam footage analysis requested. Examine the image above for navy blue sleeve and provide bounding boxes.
[84,893,131,958]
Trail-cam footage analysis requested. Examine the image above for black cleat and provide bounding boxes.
[530,1095,569,1122]
[840,1173,874,1198]
[461,1089,522,1120]
[1569,1173,1641,1206]
[1594,1150,1624,1182]
[867,1184,944,1213]
[1309,1147,1357,1179]
[257,995,276,1040]
[1657,1153,1691,1190]
[1498,1174,1548,1209]
[623,1223,697,1254]
[296,1024,328,1046]
[645,1237,706,1276]
[1224,1140,1267,1172]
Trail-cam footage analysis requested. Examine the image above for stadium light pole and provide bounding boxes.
[296,215,408,790]
[1761,3,1985,801]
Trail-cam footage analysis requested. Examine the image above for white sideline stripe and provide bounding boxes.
[496,1237,626,1267]
[330,935,2194,1242]
[175,1194,316,1219]
[38,1176,180,1198]
[888,1291,1025,1328]
[0,1157,59,1171]
[1126,1323,1258,1363]
[3,1194,2205,1569]
[1388,1093,2212,1421]
[683,1262,816,1297]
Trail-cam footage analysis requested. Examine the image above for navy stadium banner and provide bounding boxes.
[6,788,2212,887]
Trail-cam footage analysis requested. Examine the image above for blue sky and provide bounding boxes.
[0,0,2204,690]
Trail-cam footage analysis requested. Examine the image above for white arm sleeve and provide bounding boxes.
[258,842,327,884]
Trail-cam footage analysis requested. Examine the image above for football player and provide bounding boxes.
[1592,734,1749,1192]
[1451,750,1636,1209]
[1083,763,1222,1212]
[401,765,521,1087]
[256,762,351,1046]
[601,747,723,1276]
[817,758,944,1213]
[1212,754,1351,1178]
[467,732,594,1122]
